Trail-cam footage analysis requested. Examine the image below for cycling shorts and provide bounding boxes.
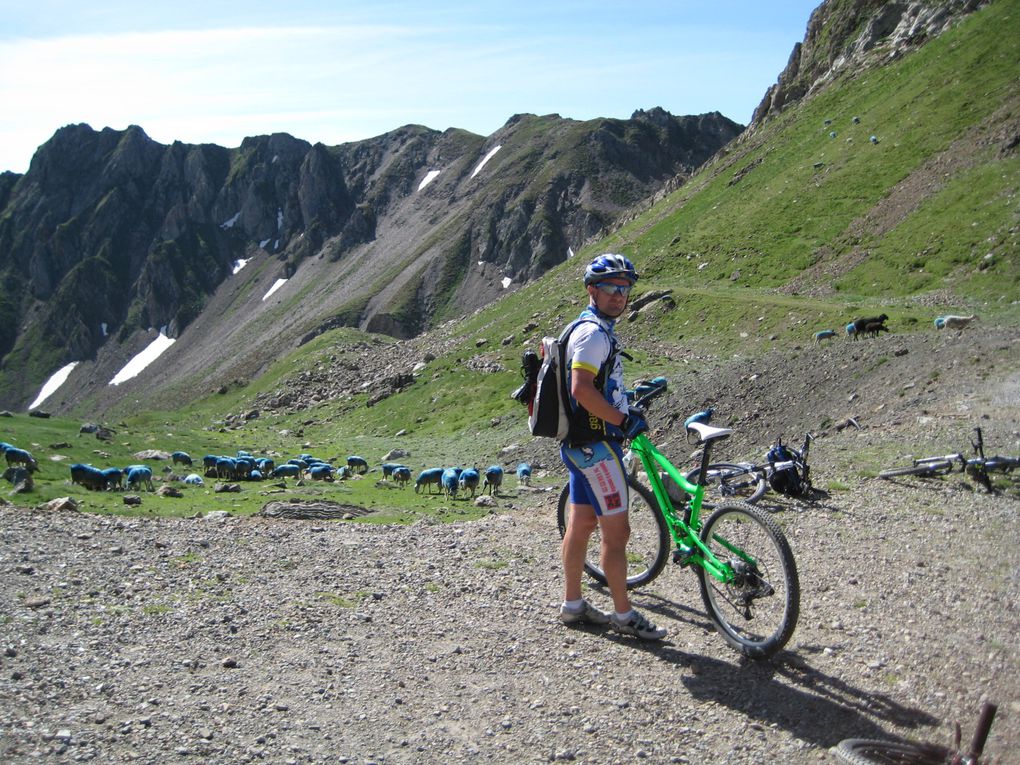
[560,440,629,517]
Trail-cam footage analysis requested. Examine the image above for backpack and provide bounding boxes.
[766,439,805,496]
[512,319,615,442]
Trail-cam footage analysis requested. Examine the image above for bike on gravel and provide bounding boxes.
[878,427,1018,493]
[676,431,815,509]
[556,379,799,659]
[834,701,998,765]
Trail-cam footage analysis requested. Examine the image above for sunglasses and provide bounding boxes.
[594,282,633,297]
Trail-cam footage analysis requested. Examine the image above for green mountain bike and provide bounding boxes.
[556,379,800,658]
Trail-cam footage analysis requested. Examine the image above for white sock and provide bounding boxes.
[562,598,584,611]
[615,609,635,622]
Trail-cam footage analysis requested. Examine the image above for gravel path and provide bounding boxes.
[1,465,1017,764]
[2,324,1018,764]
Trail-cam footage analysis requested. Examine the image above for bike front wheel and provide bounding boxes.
[832,738,952,765]
[556,477,670,590]
[878,460,953,479]
[683,463,767,509]
[696,502,799,658]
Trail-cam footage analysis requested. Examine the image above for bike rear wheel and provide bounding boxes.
[683,463,767,509]
[556,477,670,589]
[696,502,799,658]
[833,738,951,765]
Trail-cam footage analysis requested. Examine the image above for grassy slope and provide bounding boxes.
[10,1,1018,521]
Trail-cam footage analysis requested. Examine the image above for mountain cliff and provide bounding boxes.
[0,110,740,409]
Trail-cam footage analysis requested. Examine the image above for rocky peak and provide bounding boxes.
[751,0,988,126]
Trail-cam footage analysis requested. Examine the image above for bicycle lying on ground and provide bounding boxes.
[555,379,799,658]
[834,700,998,765]
[879,427,1019,493]
[677,432,815,509]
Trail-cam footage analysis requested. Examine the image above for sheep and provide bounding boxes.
[125,465,155,492]
[271,463,301,480]
[933,316,947,329]
[939,314,976,330]
[852,314,888,334]
[415,468,444,494]
[70,463,106,491]
[101,467,124,490]
[392,466,412,488]
[459,467,481,498]
[256,458,276,475]
[441,467,463,498]
[862,321,890,338]
[845,322,858,340]
[482,465,504,496]
[516,462,532,486]
[813,329,836,344]
[183,474,204,486]
[347,456,369,474]
[308,464,335,481]
[171,451,192,467]
[215,457,237,480]
[380,462,402,478]
[5,446,38,473]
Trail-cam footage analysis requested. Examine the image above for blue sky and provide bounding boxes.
[0,1,821,174]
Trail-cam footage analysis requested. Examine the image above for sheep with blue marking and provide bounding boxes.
[271,463,301,480]
[101,467,124,490]
[215,457,237,480]
[939,314,976,330]
[813,329,836,344]
[415,468,444,494]
[183,474,204,486]
[392,466,412,488]
[442,467,462,498]
[126,465,155,492]
[171,451,192,467]
[845,322,858,340]
[347,456,369,474]
[516,463,532,486]
[5,446,38,473]
[308,464,335,481]
[70,463,106,491]
[482,465,504,496]
[459,467,481,498]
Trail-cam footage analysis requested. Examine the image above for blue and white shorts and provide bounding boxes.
[560,440,629,517]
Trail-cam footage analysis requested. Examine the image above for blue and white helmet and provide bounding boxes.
[584,253,639,286]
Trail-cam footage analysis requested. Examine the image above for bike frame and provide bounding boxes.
[628,431,743,585]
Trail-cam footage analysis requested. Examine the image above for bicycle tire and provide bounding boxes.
[556,477,670,589]
[683,463,767,509]
[833,738,951,765]
[878,461,953,479]
[696,502,799,658]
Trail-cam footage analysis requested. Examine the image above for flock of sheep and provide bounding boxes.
[413,463,532,499]
[813,313,976,344]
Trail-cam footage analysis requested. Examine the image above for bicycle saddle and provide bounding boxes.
[686,422,732,443]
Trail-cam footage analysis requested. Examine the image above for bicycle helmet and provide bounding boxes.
[583,253,639,286]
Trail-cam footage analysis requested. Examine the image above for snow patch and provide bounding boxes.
[100,322,108,337]
[29,362,79,409]
[232,258,251,274]
[470,145,501,179]
[109,333,176,386]
[263,278,288,301]
[501,277,512,289]
[277,208,284,231]
[568,247,576,259]
[259,238,271,249]
[418,170,441,191]
[220,211,241,229]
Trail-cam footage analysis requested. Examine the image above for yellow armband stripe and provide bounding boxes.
[571,360,600,375]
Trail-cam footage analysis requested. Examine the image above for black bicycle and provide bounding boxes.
[879,427,1018,493]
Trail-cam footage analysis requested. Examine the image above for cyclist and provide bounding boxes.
[558,253,667,640]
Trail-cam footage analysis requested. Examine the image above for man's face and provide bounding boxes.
[588,276,632,318]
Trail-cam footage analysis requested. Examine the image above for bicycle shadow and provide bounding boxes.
[625,640,938,749]
[601,590,940,748]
